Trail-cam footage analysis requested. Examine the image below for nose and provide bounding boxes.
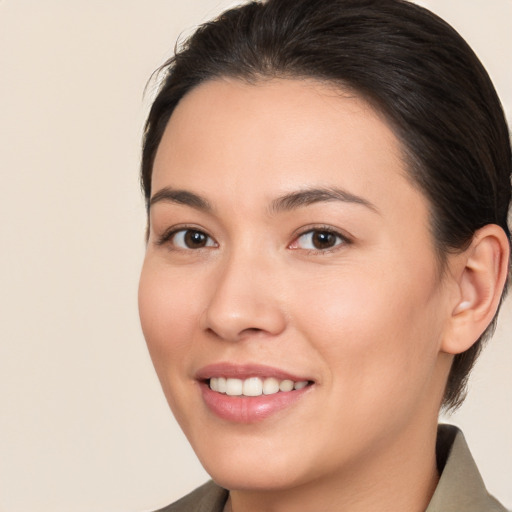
[201,250,287,342]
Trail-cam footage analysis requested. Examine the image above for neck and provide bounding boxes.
[227,421,439,512]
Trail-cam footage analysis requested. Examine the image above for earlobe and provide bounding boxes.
[442,224,510,355]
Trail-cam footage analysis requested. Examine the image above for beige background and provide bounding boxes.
[0,1,510,511]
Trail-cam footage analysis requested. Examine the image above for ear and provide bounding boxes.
[441,224,510,355]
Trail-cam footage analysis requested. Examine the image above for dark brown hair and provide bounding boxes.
[141,0,511,410]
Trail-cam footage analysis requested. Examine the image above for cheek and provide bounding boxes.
[138,260,209,432]
[138,260,200,374]
[291,264,444,405]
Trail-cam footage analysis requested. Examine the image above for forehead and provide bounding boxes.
[152,77,426,222]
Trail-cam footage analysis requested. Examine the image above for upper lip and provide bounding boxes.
[195,362,313,382]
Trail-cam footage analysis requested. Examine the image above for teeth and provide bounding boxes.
[243,377,263,396]
[294,380,308,390]
[279,379,294,392]
[262,377,279,395]
[209,377,310,396]
[226,378,243,396]
[210,377,219,392]
[217,377,227,393]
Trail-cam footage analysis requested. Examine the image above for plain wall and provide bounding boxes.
[0,1,510,511]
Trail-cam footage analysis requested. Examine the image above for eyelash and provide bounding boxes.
[156,225,217,250]
[289,226,351,254]
[155,225,351,253]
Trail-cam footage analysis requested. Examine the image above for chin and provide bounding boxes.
[207,464,304,493]
[191,438,309,491]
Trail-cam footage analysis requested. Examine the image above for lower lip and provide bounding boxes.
[200,382,312,423]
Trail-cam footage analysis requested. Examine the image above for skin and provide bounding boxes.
[138,78,504,512]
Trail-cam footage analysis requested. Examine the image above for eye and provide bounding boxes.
[290,229,346,251]
[168,229,217,250]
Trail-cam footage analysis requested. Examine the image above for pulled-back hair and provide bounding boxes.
[141,0,511,410]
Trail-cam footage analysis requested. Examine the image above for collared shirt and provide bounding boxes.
[156,424,507,512]
[427,424,506,512]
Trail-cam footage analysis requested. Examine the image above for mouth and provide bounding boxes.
[196,364,315,423]
[208,376,312,396]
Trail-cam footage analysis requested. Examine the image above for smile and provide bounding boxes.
[209,376,310,396]
[197,364,314,423]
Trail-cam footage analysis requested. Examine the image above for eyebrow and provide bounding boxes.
[149,185,378,215]
[149,187,212,212]
[269,186,378,214]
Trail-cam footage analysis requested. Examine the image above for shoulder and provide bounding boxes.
[427,424,508,512]
[153,481,228,512]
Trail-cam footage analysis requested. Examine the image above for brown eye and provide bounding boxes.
[311,231,338,249]
[172,229,216,249]
[184,230,208,248]
[293,229,345,251]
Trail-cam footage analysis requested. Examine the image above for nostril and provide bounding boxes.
[201,285,287,341]
[243,327,264,334]
[205,325,269,342]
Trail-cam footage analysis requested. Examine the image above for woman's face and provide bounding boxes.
[139,78,454,491]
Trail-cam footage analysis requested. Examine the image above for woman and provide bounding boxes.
[138,0,511,510]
